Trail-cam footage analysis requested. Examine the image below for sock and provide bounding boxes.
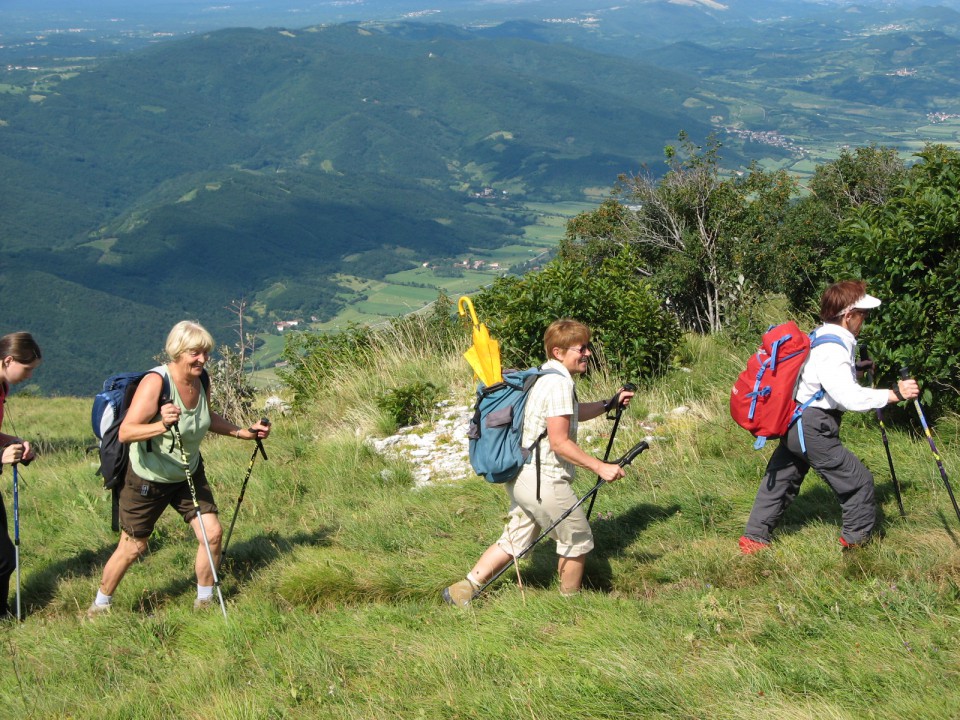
[466,572,481,590]
[197,584,214,601]
[95,590,112,607]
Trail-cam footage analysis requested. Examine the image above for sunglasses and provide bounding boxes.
[567,344,592,355]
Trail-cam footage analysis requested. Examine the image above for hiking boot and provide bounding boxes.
[85,601,111,620]
[193,596,214,611]
[738,535,769,555]
[442,579,477,607]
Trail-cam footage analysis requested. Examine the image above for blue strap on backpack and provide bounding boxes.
[744,334,808,431]
[790,331,846,454]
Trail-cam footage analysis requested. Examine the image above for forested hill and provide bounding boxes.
[0,21,722,396]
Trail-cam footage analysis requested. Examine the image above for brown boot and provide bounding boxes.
[442,579,478,607]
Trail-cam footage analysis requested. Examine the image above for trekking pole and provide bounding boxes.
[861,350,905,518]
[169,422,228,619]
[218,418,269,572]
[472,439,650,600]
[12,462,21,622]
[586,383,636,521]
[900,367,960,526]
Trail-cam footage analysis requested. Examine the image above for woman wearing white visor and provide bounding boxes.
[739,280,920,553]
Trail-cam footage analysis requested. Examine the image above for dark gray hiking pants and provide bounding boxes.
[743,408,876,546]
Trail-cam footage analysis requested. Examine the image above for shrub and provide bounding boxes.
[473,251,680,382]
[827,144,960,408]
[376,381,440,428]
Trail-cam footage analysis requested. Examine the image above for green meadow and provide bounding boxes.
[2,324,958,719]
[256,200,588,353]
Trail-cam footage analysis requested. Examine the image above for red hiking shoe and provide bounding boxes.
[839,536,863,550]
[738,536,769,555]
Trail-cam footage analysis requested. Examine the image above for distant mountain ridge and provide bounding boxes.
[4,3,960,395]
[0,21,721,394]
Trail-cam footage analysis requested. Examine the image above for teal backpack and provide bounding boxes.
[466,366,560,498]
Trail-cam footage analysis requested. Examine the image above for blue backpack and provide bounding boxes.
[91,366,208,530]
[467,367,560,496]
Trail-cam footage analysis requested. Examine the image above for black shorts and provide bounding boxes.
[119,459,218,539]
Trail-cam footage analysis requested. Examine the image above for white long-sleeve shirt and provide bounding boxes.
[797,323,890,412]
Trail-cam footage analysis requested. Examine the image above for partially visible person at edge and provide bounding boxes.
[739,280,920,554]
[86,321,270,617]
[0,332,42,620]
[444,319,634,606]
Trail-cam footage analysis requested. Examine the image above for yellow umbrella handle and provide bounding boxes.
[457,295,481,328]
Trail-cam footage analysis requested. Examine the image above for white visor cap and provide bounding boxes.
[853,293,881,309]
[843,293,881,315]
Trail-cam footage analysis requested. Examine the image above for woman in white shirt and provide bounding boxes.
[444,319,633,605]
[739,280,919,553]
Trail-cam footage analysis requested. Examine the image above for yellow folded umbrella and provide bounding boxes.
[458,296,503,386]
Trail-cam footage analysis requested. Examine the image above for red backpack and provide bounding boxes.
[730,321,844,449]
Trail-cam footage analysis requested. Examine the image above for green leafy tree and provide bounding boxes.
[568,133,797,334]
[474,253,680,383]
[827,144,960,407]
[775,145,907,314]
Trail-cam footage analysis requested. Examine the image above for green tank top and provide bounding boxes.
[129,365,211,484]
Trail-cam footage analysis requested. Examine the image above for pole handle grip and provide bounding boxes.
[899,366,911,380]
[614,440,650,467]
[252,417,269,460]
[606,382,637,413]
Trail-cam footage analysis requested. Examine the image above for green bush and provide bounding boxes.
[827,144,960,409]
[279,324,376,408]
[376,381,441,428]
[473,251,681,382]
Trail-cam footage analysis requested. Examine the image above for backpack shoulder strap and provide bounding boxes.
[533,365,563,380]
[810,332,846,350]
[528,365,567,501]
[147,365,171,407]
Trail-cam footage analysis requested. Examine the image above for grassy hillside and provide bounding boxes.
[1,323,958,718]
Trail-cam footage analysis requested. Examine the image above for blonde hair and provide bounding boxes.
[165,320,215,361]
[543,319,590,360]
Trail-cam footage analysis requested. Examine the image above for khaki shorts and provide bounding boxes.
[119,460,218,539]
[496,463,594,558]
